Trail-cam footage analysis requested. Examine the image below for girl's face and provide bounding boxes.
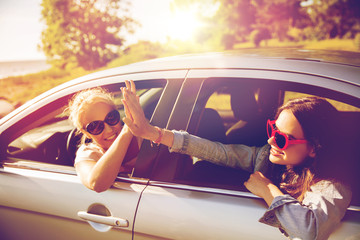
[268,109,315,167]
[81,101,122,150]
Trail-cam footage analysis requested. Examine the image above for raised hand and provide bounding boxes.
[121,80,152,139]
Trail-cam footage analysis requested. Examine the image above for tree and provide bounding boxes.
[251,0,307,41]
[39,0,136,70]
[250,28,271,47]
[172,0,256,49]
[304,0,360,39]
[215,0,256,48]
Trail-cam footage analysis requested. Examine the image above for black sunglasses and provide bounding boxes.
[85,110,121,135]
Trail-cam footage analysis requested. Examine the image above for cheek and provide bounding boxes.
[284,146,310,165]
[115,123,123,131]
[90,135,103,144]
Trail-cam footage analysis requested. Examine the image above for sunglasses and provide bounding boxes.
[85,110,121,135]
[267,119,307,150]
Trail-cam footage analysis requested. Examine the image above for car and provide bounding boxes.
[0,49,359,240]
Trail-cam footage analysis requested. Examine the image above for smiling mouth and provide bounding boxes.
[105,133,117,141]
[270,147,284,155]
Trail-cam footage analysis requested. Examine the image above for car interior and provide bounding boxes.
[174,81,281,191]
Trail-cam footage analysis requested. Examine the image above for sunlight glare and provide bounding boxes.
[166,9,202,41]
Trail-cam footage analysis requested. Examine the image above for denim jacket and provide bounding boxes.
[169,130,352,240]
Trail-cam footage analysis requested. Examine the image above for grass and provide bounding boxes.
[1,67,89,105]
[302,39,359,52]
[235,38,360,52]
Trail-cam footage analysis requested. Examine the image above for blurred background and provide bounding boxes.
[0,0,359,107]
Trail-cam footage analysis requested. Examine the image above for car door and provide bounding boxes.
[133,68,360,239]
[0,70,187,240]
[0,166,147,240]
[0,99,147,240]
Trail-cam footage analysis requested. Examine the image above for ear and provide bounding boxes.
[309,147,316,158]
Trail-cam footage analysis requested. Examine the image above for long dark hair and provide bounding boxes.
[275,97,342,201]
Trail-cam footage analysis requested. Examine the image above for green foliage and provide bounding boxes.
[39,0,136,70]
[256,0,310,42]
[250,28,272,47]
[304,0,360,39]
[174,0,359,49]
[215,0,256,41]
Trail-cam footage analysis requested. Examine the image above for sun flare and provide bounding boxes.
[165,9,202,41]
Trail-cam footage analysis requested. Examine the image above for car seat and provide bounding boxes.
[183,107,250,187]
[226,86,270,146]
[196,108,227,143]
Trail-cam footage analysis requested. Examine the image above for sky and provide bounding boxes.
[0,0,203,62]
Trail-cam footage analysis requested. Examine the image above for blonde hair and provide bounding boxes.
[66,87,116,144]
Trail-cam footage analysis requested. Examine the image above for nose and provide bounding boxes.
[267,136,275,145]
[103,122,113,133]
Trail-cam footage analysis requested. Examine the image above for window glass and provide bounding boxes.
[284,91,360,111]
[177,79,277,191]
[205,91,231,111]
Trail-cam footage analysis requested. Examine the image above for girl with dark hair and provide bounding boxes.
[121,80,352,240]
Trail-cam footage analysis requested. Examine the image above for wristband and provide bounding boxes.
[151,126,163,147]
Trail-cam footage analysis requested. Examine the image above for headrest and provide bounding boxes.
[230,86,260,122]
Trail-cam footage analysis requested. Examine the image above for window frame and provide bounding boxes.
[152,70,360,210]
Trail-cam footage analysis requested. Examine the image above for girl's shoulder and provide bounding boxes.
[309,179,352,201]
[75,143,105,165]
[78,142,105,153]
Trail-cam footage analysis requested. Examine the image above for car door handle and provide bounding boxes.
[77,211,129,227]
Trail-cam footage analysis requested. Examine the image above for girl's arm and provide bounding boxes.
[121,80,266,172]
[75,125,134,193]
[260,181,352,239]
[244,171,284,206]
[75,81,140,192]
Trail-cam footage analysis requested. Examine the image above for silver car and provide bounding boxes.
[1,50,359,239]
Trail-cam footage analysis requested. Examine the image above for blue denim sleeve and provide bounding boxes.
[169,130,269,172]
[259,181,352,240]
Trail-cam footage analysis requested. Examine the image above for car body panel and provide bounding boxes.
[134,183,282,240]
[134,182,360,240]
[76,51,360,85]
[0,165,148,240]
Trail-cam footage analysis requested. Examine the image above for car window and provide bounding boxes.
[283,91,360,112]
[174,78,360,206]
[172,78,280,191]
[6,82,165,171]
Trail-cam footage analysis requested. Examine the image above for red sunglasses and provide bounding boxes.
[267,119,307,150]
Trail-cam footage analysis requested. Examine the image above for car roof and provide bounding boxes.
[2,49,360,126]
[71,48,360,87]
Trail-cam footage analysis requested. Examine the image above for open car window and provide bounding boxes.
[173,77,360,206]
[6,81,165,172]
